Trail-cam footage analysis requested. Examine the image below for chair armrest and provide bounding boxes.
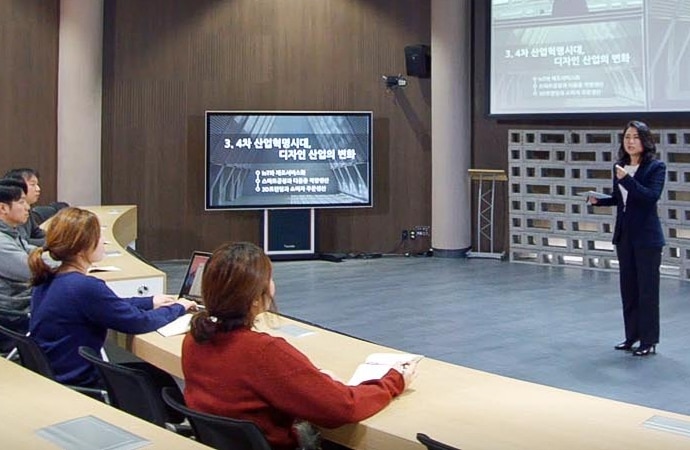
[68,385,110,404]
[166,421,194,437]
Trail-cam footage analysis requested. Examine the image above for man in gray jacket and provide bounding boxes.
[0,177,34,353]
[3,168,45,247]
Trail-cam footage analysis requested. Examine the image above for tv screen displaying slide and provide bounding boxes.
[206,111,373,210]
[489,0,690,116]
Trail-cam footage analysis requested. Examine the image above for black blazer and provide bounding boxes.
[597,158,666,248]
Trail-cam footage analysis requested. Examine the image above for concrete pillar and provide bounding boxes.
[57,0,103,206]
[431,0,472,257]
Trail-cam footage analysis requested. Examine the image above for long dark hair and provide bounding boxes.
[190,242,276,343]
[617,120,657,165]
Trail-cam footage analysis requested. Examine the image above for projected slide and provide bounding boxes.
[490,0,690,115]
[206,112,372,210]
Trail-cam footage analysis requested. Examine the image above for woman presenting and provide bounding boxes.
[589,120,666,357]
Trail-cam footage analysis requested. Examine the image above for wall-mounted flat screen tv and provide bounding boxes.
[206,111,373,210]
[488,0,690,117]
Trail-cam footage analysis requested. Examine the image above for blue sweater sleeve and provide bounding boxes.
[130,296,154,310]
[79,277,185,334]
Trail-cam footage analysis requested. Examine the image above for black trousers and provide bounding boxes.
[615,232,662,346]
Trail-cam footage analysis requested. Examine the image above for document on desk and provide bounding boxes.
[36,415,150,450]
[157,314,192,337]
[578,190,612,200]
[87,265,122,273]
[276,324,316,338]
[347,353,423,386]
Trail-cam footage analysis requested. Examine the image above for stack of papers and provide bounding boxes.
[276,324,316,338]
[87,266,122,273]
[578,191,611,200]
[347,353,423,386]
[156,314,192,337]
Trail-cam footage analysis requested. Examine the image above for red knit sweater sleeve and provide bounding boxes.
[253,337,405,428]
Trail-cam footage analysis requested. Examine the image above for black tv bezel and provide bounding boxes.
[204,110,374,211]
[485,1,690,121]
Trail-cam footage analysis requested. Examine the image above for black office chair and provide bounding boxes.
[0,324,107,401]
[161,386,272,450]
[0,309,29,359]
[31,205,59,225]
[31,201,69,225]
[416,433,461,450]
[78,346,189,433]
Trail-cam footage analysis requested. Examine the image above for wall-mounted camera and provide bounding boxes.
[382,75,408,89]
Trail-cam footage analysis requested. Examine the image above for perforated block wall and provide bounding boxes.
[508,129,690,281]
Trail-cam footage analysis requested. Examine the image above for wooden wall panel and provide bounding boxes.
[0,0,58,200]
[103,0,431,259]
[7,1,689,259]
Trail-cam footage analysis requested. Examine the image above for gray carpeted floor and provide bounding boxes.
[155,256,690,417]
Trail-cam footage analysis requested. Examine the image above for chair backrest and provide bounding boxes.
[161,386,272,450]
[0,309,30,358]
[78,346,169,426]
[31,202,69,225]
[416,432,461,450]
[31,205,59,225]
[0,324,55,378]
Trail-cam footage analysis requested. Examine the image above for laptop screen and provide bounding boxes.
[178,251,211,302]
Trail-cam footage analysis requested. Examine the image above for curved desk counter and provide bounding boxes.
[74,207,690,449]
[129,315,690,450]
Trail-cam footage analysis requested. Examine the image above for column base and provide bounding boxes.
[431,247,471,258]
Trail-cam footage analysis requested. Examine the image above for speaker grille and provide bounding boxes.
[404,44,431,78]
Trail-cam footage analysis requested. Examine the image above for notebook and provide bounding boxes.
[177,251,211,305]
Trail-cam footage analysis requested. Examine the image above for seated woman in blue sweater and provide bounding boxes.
[28,207,196,387]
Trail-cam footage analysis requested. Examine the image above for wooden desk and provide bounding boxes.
[82,206,689,449]
[43,205,167,297]
[0,358,209,449]
[130,315,690,450]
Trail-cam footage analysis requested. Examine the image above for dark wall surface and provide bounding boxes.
[0,0,58,200]
[8,1,688,260]
[102,0,431,259]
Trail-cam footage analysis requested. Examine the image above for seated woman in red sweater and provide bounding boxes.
[182,242,417,450]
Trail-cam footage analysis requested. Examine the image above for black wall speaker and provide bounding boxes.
[404,44,431,78]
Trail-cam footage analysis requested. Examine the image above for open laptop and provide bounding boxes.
[156,251,212,336]
[177,251,211,306]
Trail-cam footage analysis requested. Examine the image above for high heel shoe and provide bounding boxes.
[614,341,637,351]
[632,344,656,356]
